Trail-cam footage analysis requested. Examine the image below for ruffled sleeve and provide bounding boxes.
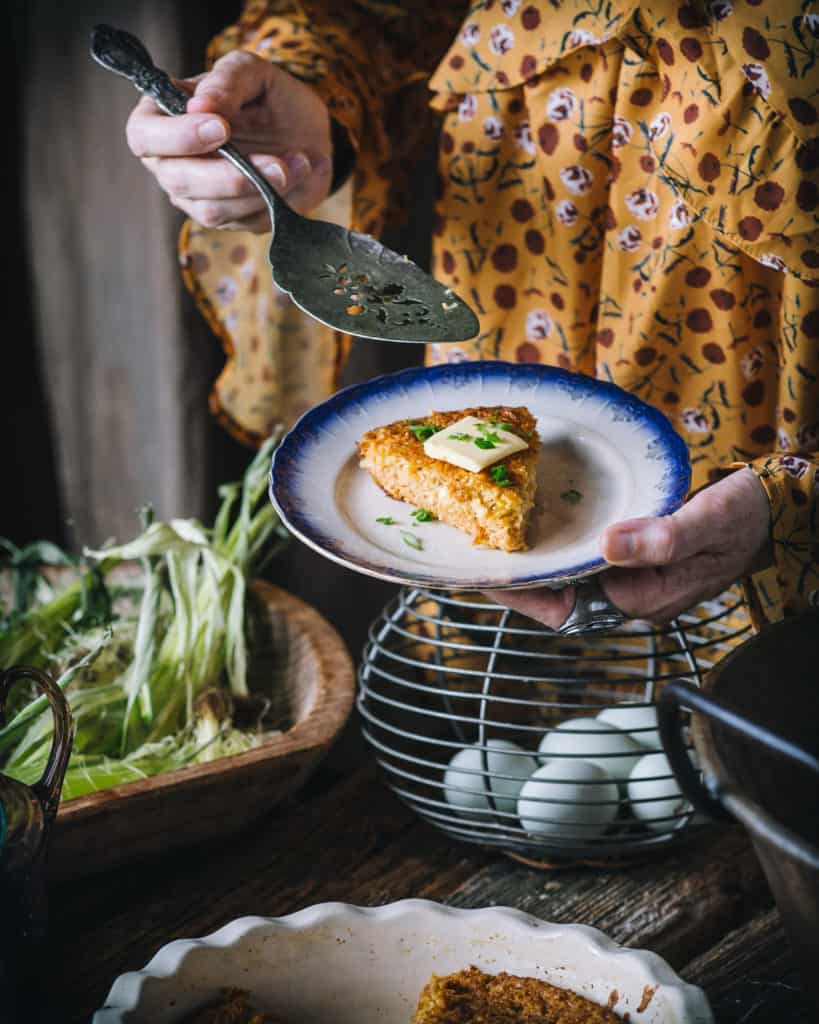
[180,0,463,444]
[208,0,461,233]
[739,264,818,623]
[749,453,819,619]
[628,2,819,623]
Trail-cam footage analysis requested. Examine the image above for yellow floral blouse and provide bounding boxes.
[179,0,819,621]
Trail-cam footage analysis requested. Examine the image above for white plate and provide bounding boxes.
[93,899,713,1023]
[270,362,690,590]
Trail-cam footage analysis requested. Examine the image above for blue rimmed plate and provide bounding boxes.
[269,362,690,591]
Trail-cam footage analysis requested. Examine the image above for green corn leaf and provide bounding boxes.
[121,558,164,745]
[224,566,248,698]
[213,482,241,548]
[2,428,289,799]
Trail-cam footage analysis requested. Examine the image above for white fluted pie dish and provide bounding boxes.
[93,899,712,1023]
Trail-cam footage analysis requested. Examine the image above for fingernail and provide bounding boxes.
[285,152,311,180]
[261,161,286,189]
[605,530,635,563]
[197,119,226,145]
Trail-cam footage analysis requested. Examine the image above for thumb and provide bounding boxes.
[601,502,704,568]
[186,51,273,124]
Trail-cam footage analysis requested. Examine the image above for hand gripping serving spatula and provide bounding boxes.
[90,25,480,345]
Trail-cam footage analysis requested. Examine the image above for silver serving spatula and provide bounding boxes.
[90,25,480,345]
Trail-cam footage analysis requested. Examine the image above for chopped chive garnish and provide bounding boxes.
[475,423,503,447]
[490,465,512,486]
[490,420,514,431]
[448,432,473,442]
[411,509,436,522]
[401,530,424,550]
[409,422,442,442]
[561,489,583,504]
[376,516,396,525]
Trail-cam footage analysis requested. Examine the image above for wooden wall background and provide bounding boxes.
[6,0,434,656]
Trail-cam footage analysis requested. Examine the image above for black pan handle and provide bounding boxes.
[658,682,729,821]
[658,680,819,823]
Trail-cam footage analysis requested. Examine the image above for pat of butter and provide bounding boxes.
[423,415,529,472]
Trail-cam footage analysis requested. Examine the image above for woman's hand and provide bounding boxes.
[126,51,333,231]
[494,468,772,628]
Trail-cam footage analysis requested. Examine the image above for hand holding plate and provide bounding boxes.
[496,468,771,628]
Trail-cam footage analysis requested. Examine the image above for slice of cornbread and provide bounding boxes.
[357,406,539,552]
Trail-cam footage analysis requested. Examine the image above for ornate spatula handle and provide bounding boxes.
[89,24,283,220]
[90,24,190,116]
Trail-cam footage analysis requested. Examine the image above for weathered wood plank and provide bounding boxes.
[45,764,455,1023]
[443,829,772,972]
[42,740,783,1023]
[682,907,794,996]
[683,909,808,1023]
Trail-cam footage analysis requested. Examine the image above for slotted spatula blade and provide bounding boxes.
[90,25,480,345]
[268,209,479,342]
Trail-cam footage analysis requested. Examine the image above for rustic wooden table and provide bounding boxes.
[29,720,809,1024]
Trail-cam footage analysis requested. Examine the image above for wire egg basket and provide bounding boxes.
[358,585,751,866]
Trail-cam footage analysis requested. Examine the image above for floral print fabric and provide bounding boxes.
[179,0,462,439]
[179,0,819,620]
[180,197,350,438]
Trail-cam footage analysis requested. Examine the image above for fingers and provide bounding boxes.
[493,571,692,629]
[603,554,738,622]
[496,559,731,630]
[125,53,274,158]
[490,586,576,631]
[176,194,271,229]
[496,470,771,630]
[127,50,333,219]
[218,212,273,234]
[127,93,229,158]
[187,52,333,213]
[187,51,273,122]
[601,491,711,567]
[601,467,769,570]
[283,152,333,215]
[143,150,314,230]
[144,152,285,200]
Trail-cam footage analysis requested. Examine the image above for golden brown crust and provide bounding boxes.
[357,406,540,552]
[413,966,622,1023]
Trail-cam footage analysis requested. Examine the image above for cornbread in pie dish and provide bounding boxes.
[94,900,713,1023]
[357,406,540,552]
[185,967,624,1023]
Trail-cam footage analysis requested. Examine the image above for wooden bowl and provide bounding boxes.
[47,581,354,881]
